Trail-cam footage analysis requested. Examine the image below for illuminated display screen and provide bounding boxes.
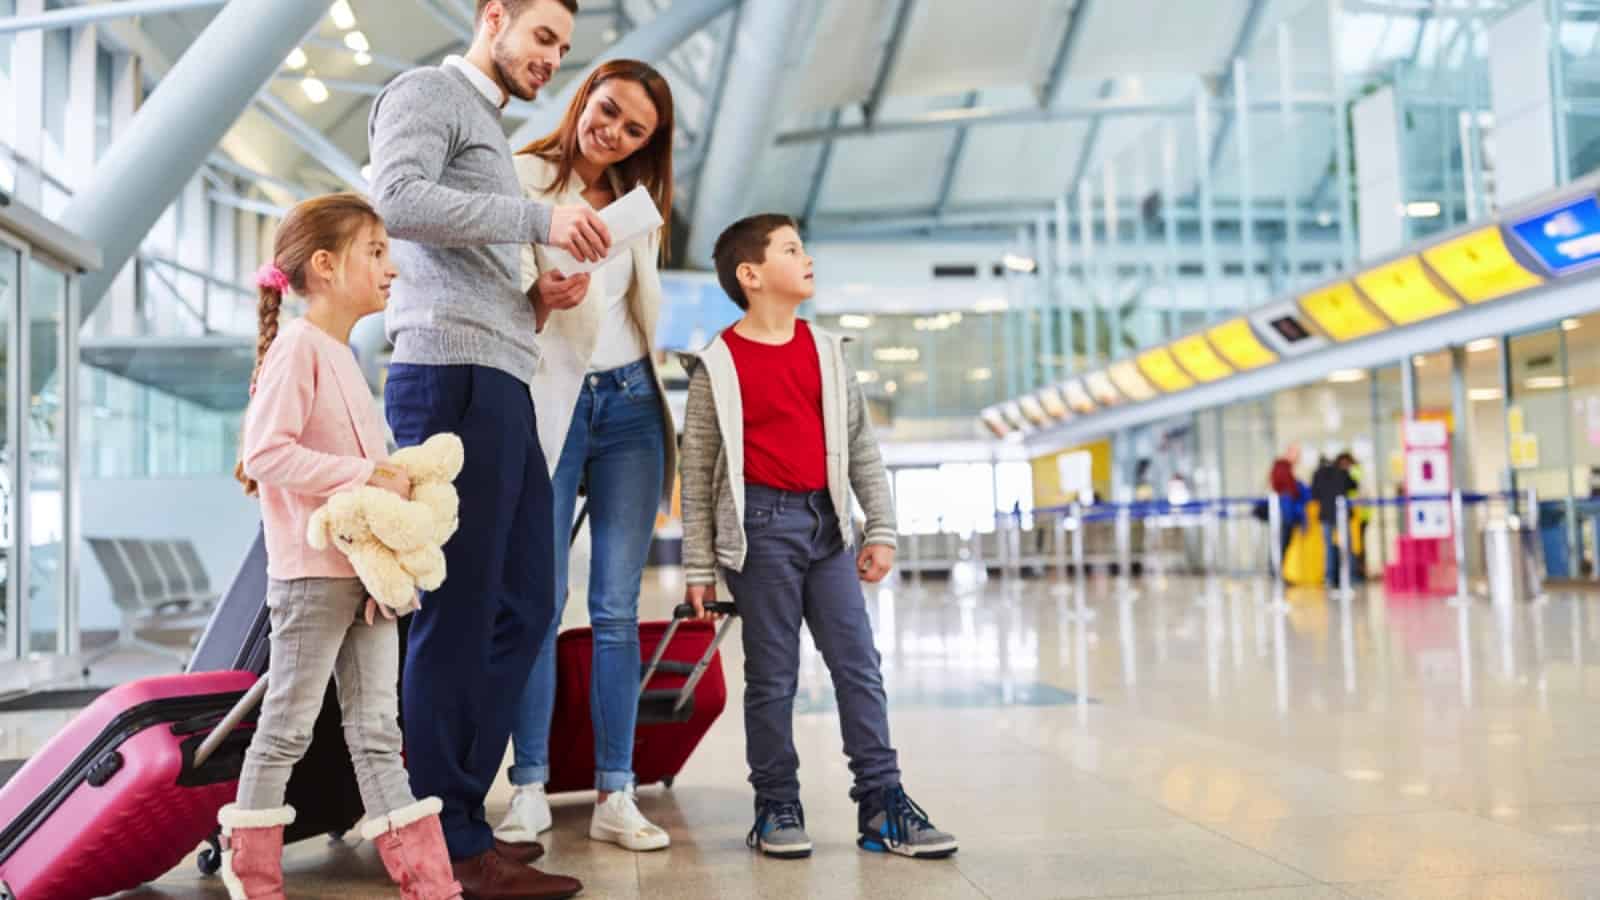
[1355,256,1460,325]
[1084,371,1122,406]
[1421,226,1544,303]
[1298,282,1389,341]
[1509,194,1600,276]
[1170,334,1234,382]
[1061,379,1096,414]
[1208,319,1278,369]
[1108,360,1157,401]
[1036,385,1069,420]
[1136,347,1195,392]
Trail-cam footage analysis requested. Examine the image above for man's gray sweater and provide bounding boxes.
[368,65,552,384]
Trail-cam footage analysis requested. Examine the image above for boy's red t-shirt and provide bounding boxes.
[722,320,828,493]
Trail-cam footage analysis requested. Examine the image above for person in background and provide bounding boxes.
[1311,452,1358,587]
[1269,443,1303,574]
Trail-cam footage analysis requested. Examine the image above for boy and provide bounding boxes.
[679,214,957,860]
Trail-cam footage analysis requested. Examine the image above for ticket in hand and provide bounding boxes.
[541,184,664,275]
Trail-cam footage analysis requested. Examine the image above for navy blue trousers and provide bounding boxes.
[384,363,554,860]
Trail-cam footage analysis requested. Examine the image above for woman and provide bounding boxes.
[497,59,677,852]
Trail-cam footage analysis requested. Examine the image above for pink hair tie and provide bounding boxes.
[255,263,290,293]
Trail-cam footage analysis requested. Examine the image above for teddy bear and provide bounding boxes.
[306,433,466,613]
[306,487,436,613]
[388,432,464,547]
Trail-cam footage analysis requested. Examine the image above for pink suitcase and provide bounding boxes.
[0,670,260,900]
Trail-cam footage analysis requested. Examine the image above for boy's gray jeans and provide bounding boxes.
[235,577,417,817]
[723,484,902,806]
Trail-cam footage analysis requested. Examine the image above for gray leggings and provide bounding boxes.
[235,577,416,817]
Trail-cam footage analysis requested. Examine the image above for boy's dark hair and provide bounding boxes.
[477,0,578,25]
[712,213,800,310]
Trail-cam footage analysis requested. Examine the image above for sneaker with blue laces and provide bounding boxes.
[857,786,958,859]
[747,798,812,859]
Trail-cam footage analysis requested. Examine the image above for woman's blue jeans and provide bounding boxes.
[509,359,665,792]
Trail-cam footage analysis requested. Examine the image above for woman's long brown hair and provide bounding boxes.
[518,59,675,259]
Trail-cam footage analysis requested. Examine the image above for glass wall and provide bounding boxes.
[26,259,66,653]
[79,367,240,479]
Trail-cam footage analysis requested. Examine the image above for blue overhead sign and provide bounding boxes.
[1510,194,1600,277]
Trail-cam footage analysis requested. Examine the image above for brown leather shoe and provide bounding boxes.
[451,848,581,900]
[494,837,545,864]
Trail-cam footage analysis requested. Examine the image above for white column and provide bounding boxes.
[66,23,99,190]
[99,53,143,338]
[11,0,46,207]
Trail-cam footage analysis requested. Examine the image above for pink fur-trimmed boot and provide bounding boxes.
[216,803,295,900]
[361,797,463,900]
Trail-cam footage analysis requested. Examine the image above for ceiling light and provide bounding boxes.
[330,0,357,30]
[838,314,873,329]
[967,368,993,382]
[1404,200,1442,218]
[1002,253,1037,273]
[301,76,330,104]
[1469,388,1503,402]
[602,27,619,42]
[856,370,880,384]
[353,51,373,67]
[905,371,929,384]
[1467,338,1497,353]
[285,47,308,70]
[874,347,920,363]
[343,30,370,53]
[975,296,1009,313]
[1563,318,1582,331]
[1327,369,1366,383]
[1317,211,1334,227]
[885,381,898,394]
[1526,376,1572,390]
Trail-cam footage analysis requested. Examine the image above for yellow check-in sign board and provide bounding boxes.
[1136,347,1195,392]
[1422,226,1545,303]
[1169,335,1233,382]
[1206,319,1277,370]
[1299,282,1388,341]
[1355,256,1460,325]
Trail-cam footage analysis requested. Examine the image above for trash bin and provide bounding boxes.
[1483,516,1543,605]
[1538,500,1570,578]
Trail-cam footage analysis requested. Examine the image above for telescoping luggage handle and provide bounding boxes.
[639,601,738,714]
[191,676,269,769]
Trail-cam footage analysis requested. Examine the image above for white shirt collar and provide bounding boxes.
[443,55,507,112]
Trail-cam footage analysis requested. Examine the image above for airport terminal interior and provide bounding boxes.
[5,0,1600,897]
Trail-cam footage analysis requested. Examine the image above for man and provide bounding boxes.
[367,1,605,897]
[1311,452,1359,587]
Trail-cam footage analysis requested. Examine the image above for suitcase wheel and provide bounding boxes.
[662,776,674,789]
[197,833,223,876]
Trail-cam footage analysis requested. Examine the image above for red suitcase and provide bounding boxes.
[546,602,738,794]
[0,670,261,900]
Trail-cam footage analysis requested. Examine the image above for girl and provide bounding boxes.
[216,194,459,900]
[498,60,677,852]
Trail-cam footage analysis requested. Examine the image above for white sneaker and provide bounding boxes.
[589,787,670,851]
[494,783,553,842]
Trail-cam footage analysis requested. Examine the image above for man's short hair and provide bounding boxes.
[712,214,799,311]
[476,0,579,25]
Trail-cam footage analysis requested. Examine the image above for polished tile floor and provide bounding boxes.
[9,568,1600,898]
